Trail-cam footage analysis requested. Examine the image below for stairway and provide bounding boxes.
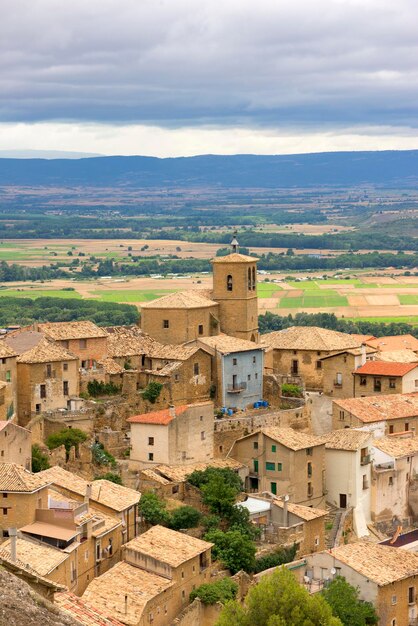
[325,503,343,549]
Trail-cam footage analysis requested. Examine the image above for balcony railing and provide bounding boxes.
[227,382,247,393]
[360,454,371,466]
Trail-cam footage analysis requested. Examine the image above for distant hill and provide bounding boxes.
[1,150,418,188]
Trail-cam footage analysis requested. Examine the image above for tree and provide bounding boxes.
[187,467,242,493]
[31,444,50,472]
[46,428,87,460]
[321,576,378,626]
[204,529,256,574]
[138,492,171,526]
[201,474,238,517]
[216,567,342,626]
[142,381,163,404]
[170,505,201,530]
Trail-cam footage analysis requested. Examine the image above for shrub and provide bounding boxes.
[139,492,171,526]
[281,383,303,398]
[31,444,50,472]
[46,428,87,460]
[93,472,122,485]
[170,506,201,530]
[142,381,163,404]
[91,442,117,468]
[252,544,297,573]
[189,578,238,605]
[87,380,121,397]
[204,529,256,574]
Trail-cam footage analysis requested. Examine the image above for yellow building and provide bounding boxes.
[353,361,418,397]
[0,341,17,420]
[0,421,31,470]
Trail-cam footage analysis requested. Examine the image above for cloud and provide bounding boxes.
[1,0,418,131]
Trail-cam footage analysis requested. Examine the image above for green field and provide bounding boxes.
[398,295,418,305]
[257,283,283,297]
[90,289,173,302]
[0,289,82,299]
[279,289,348,308]
[344,316,418,324]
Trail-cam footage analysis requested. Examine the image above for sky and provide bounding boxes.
[1,0,418,157]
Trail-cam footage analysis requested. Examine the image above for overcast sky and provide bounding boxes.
[1,0,418,157]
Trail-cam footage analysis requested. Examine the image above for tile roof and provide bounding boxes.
[39,321,109,340]
[97,357,125,375]
[365,334,418,352]
[349,334,376,343]
[139,468,172,485]
[320,346,376,360]
[141,290,218,309]
[0,340,17,358]
[354,361,418,376]
[258,427,324,450]
[82,561,174,626]
[38,466,140,512]
[198,334,262,354]
[55,592,125,626]
[0,549,65,591]
[334,393,418,423]
[127,405,188,425]
[105,326,157,357]
[260,326,361,351]
[376,349,418,363]
[0,463,50,492]
[321,429,372,451]
[1,537,69,576]
[143,361,183,377]
[211,252,259,263]
[16,337,78,364]
[125,525,212,567]
[155,458,244,482]
[372,435,418,459]
[272,498,328,521]
[329,541,418,585]
[148,343,205,360]
[5,330,46,355]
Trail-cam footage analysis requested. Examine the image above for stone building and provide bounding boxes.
[297,542,418,626]
[127,402,214,469]
[106,325,158,370]
[0,341,17,420]
[229,427,326,508]
[353,361,418,397]
[14,337,79,425]
[261,326,360,391]
[0,463,50,539]
[321,429,373,537]
[38,321,109,367]
[321,345,377,399]
[196,334,264,410]
[332,393,418,435]
[82,525,214,626]
[0,421,31,470]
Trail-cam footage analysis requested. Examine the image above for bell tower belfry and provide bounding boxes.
[211,233,259,342]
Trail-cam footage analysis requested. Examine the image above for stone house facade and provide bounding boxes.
[321,346,376,399]
[0,341,17,419]
[353,361,418,397]
[0,421,31,470]
[38,321,109,368]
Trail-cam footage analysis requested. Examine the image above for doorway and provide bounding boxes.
[339,494,347,509]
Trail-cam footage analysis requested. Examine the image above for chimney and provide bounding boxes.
[85,483,92,503]
[169,405,176,418]
[360,343,366,366]
[9,528,17,562]
[283,495,289,527]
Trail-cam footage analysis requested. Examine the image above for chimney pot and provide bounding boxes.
[9,528,17,562]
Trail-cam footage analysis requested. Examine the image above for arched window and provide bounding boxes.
[252,266,256,290]
[227,274,233,291]
[248,268,252,290]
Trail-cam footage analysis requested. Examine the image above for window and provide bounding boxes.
[63,362,68,371]
[265,461,275,471]
[336,372,342,386]
[148,437,154,446]
[391,595,397,605]
[253,459,259,472]
[108,538,113,556]
[40,384,46,399]
[272,445,276,453]
[46,364,52,377]
[389,378,396,389]
[174,374,180,382]
[291,360,299,375]
[253,356,256,364]
[35,403,41,413]
[193,362,199,376]
[409,587,415,604]
[198,324,203,335]
[277,463,282,471]
[389,476,394,486]
[252,267,256,290]
[253,441,258,450]
[362,474,369,490]
[62,340,69,349]
[306,447,313,456]
[148,453,154,461]
[248,267,252,290]
[2,508,7,515]
[255,373,258,379]
[5,370,11,382]
[172,485,179,494]
[373,378,381,392]
[182,590,185,599]
[79,339,87,349]
[339,410,345,421]
[63,381,69,396]
[389,425,394,434]
[316,360,322,370]
[201,431,205,440]
[227,275,233,291]
[405,423,410,432]
[233,358,237,365]
[163,319,169,328]
[307,482,313,497]
[360,377,367,386]
[391,620,396,626]
[2,493,7,498]
[247,374,251,381]
[219,445,223,453]
[307,462,312,478]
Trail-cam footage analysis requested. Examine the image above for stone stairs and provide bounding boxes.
[325,503,343,549]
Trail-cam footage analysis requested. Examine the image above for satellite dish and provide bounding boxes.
[330,568,336,575]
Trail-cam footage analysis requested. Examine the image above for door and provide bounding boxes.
[232,374,237,390]
[270,482,277,495]
[339,494,347,509]
[291,360,299,375]
[253,459,259,473]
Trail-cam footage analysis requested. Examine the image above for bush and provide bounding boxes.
[204,529,256,574]
[31,444,50,472]
[138,492,171,526]
[93,472,122,485]
[46,428,87,460]
[91,442,117,468]
[281,383,303,397]
[252,544,297,573]
[170,505,201,530]
[87,380,121,397]
[190,578,238,605]
[142,381,163,404]
[187,467,242,492]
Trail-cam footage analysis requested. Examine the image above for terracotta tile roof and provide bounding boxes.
[97,357,124,375]
[334,393,418,423]
[198,334,262,354]
[0,549,65,591]
[125,525,212,567]
[372,435,418,458]
[376,349,418,363]
[55,592,125,626]
[365,334,418,352]
[143,361,183,377]
[259,427,324,451]
[211,252,259,263]
[141,290,218,309]
[0,463,50,492]
[0,340,17,358]
[105,326,157,357]
[261,326,361,351]
[354,361,418,376]
[1,537,69,576]
[349,334,376,343]
[16,337,78,364]
[139,468,172,485]
[127,405,188,425]
[155,457,244,482]
[329,541,418,585]
[82,561,174,626]
[38,466,140,512]
[39,321,109,340]
[321,429,372,451]
[149,343,205,360]
[272,498,328,521]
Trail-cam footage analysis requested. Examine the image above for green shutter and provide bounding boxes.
[253,459,259,472]
[270,482,277,495]
[266,461,275,471]
[278,463,283,471]
[272,445,276,453]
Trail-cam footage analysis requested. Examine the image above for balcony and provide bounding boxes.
[227,382,247,393]
[360,454,371,466]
